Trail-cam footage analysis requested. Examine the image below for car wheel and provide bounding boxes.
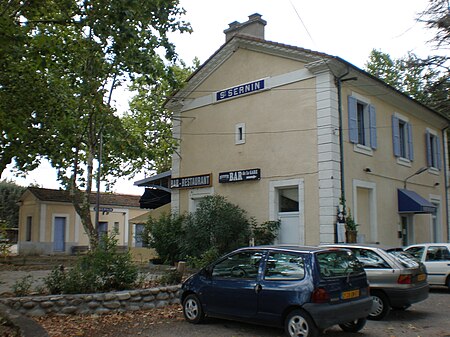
[446,276,450,290]
[369,291,390,321]
[182,294,205,324]
[285,309,319,337]
[339,318,367,332]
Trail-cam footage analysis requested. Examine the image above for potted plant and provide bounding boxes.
[345,208,358,243]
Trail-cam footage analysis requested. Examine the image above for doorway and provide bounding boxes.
[53,216,66,252]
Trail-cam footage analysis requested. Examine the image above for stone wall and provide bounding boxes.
[0,285,181,317]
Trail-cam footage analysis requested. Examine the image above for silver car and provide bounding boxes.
[323,244,429,320]
[405,243,450,289]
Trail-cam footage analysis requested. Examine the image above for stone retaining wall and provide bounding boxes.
[0,285,181,317]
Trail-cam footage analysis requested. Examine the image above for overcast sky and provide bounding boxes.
[2,0,439,194]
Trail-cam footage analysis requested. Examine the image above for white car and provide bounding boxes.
[405,243,450,289]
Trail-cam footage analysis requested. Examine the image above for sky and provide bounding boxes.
[1,0,439,195]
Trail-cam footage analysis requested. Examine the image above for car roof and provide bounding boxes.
[406,243,450,248]
[239,245,344,253]
[321,243,403,252]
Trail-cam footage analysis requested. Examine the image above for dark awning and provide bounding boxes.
[397,189,436,214]
[139,188,171,209]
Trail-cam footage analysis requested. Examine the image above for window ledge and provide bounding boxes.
[396,157,412,168]
[428,167,440,175]
[353,144,373,156]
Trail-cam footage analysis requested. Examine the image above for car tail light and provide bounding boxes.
[397,274,412,284]
[311,287,330,303]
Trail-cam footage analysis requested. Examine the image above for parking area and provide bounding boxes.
[134,289,450,337]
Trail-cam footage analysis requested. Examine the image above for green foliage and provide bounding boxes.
[159,269,183,285]
[345,208,358,231]
[252,220,281,245]
[0,1,192,248]
[44,235,138,294]
[124,60,198,173]
[12,275,33,297]
[142,212,185,265]
[186,247,220,269]
[0,222,12,259]
[181,195,252,259]
[0,180,26,229]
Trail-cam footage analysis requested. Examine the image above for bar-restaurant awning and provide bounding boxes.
[397,189,436,214]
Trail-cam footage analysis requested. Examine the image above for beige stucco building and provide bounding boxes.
[159,14,449,246]
[18,187,149,255]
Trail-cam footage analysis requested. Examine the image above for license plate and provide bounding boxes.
[341,289,360,300]
[417,273,426,282]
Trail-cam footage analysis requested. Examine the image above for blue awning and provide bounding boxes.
[398,189,436,214]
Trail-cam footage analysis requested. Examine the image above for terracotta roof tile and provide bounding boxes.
[25,187,141,208]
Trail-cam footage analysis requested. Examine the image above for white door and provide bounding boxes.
[424,245,450,285]
[279,213,302,244]
[277,187,304,244]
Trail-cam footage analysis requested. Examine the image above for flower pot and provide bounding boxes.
[346,230,357,243]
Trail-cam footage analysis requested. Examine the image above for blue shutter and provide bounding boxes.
[369,104,377,149]
[436,135,441,170]
[407,123,414,161]
[392,116,400,157]
[348,96,358,143]
[426,131,432,167]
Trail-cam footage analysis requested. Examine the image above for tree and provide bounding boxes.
[0,180,26,229]
[123,58,199,174]
[365,50,448,115]
[365,1,449,115]
[1,1,191,248]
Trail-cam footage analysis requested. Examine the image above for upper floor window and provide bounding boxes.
[348,96,377,149]
[426,129,441,170]
[392,115,413,161]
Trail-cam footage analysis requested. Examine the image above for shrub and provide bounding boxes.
[252,220,281,245]
[159,269,183,285]
[142,212,185,265]
[182,195,251,258]
[12,275,33,296]
[44,234,138,294]
[186,247,220,269]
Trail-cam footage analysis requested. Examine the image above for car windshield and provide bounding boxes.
[316,250,364,278]
[404,246,425,260]
[389,250,420,268]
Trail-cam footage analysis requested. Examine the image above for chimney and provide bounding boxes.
[224,13,267,42]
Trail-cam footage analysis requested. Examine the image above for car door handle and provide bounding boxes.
[255,284,262,293]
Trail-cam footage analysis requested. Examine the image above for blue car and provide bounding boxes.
[181,245,373,337]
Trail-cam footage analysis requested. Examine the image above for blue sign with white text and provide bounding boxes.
[216,79,265,101]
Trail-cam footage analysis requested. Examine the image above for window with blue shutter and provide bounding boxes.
[392,115,413,161]
[348,95,376,149]
[426,131,441,170]
[348,96,358,144]
[369,105,377,149]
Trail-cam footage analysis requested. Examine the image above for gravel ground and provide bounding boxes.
[32,289,450,337]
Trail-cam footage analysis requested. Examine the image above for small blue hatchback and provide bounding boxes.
[181,245,373,337]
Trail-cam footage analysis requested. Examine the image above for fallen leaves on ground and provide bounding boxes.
[34,304,184,337]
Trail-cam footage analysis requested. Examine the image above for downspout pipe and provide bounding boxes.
[335,71,357,243]
[442,126,450,242]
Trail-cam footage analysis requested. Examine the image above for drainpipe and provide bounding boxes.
[442,126,450,242]
[335,71,357,243]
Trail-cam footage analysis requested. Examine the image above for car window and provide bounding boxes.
[316,250,364,278]
[352,249,390,269]
[426,246,450,261]
[389,251,420,268]
[264,252,305,280]
[405,246,425,261]
[212,251,263,279]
